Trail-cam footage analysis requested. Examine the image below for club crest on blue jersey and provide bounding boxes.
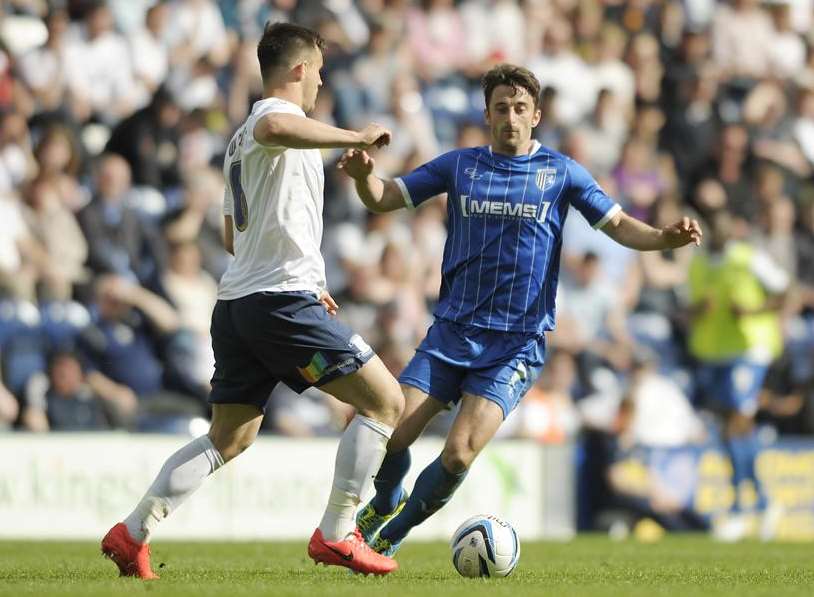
[535,168,557,191]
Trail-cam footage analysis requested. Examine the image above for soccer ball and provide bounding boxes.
[450,514,520,578]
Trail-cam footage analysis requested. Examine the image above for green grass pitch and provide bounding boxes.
[1,537,812,597]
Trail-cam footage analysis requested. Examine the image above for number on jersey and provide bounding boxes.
[229,161,249,231]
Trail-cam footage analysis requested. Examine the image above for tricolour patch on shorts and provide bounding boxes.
[298,351,330,383]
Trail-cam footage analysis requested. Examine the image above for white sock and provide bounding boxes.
[318,415,393,541]
[124,435,224,543]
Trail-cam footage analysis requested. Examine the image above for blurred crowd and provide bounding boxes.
[0,0,812,472]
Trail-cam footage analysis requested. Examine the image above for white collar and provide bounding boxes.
[488,140,541,157]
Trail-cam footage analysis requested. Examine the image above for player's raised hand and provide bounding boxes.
[337,149,375,180]
[661,216,703,248]
[356,123,391,149]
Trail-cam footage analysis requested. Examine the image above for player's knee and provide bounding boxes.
[220,439,254,463]
[441,445,474,474]
[389,388,406,421]
[371,385,405,427]
[209,432,254,463]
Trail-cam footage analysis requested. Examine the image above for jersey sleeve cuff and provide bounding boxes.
[593,203,622,229]
[394,177,414,210]
[222,190,233,216]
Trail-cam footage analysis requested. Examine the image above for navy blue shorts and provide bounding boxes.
[208,291,374,410]
[398,318,545,419]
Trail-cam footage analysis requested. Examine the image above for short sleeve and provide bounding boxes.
[565,158,621,229]
[222,188,233,216]
[394,151,457,210]
[249,98,306,152]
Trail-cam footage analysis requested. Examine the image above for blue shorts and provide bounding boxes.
[696,359,769,417]
[398,318,546,418]
[209,291,374,410]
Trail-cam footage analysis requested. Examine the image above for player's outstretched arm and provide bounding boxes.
[254,114,391,150]
[337,149,407,213]
[601,210,702,251]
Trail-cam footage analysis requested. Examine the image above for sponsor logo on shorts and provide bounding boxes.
[508,362,528,395]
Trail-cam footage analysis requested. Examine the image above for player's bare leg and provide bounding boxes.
[102,404,262,578]
[306,355,404,574]
[357,386,446,542]
[373,393,504,555]
[390,385,448,452]
[440,394,504,473]
[321,355,403,426]
[207,403,264,462]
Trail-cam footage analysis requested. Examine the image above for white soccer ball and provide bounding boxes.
[450,514,520,578]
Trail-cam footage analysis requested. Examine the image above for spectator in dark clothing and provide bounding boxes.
[78,154,167,291]
[45,352,111,431]
[78,275,177,398]
[77,275,206,419]
[690,123,757,222]
[661,28,712,114]
[661,65,721,180]
[22,351,137,431]
[105,87,182,189]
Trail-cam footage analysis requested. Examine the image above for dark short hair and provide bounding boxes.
[481,64,542,110]
[257,22,325,81]
[47,349,81,372]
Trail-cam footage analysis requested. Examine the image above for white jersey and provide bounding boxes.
[219,97,326,300]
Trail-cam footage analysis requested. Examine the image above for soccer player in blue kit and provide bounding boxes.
[338,64,703,556]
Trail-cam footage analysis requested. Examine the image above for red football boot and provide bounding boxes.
[101,523,159,580]
[308,528,398,575]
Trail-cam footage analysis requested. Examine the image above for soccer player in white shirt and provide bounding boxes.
[101,22,404,578]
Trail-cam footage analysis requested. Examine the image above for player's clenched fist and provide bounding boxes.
[356,123,391,149]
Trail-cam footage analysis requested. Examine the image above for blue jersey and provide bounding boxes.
[395,141,620,334]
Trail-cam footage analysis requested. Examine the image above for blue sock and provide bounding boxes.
[725,431,765,512]
[370,449,411,514]
[380,456,467,544]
